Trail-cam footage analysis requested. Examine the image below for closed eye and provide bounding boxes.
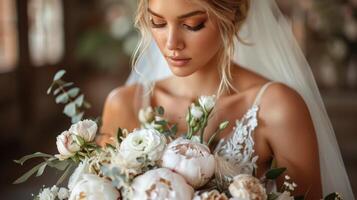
[150,19,206,32]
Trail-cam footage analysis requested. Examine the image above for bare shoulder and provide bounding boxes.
[100,84,141,138]
[261,82,311,122]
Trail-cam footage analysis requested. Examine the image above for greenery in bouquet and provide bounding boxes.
[14,70,343,200]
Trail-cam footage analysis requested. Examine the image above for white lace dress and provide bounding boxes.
[214,82,274,190]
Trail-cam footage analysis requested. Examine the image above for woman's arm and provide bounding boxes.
[259,83,322,199]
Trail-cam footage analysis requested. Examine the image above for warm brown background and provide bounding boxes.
[0,0,356,199]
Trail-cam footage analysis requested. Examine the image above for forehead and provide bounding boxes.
[148,0,206,17]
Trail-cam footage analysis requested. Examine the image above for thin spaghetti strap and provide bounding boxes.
[252,81,276,106]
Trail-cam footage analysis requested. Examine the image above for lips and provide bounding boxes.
[166,56,192,67]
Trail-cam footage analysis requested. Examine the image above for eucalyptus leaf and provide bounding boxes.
[14,152,53,165]
[56,93,69,104]
[62,82,74,88]
[13,162,46,184]
[71,112,84,123]
[53,70,66,81]
[36,162,48,177]
[47,83,54,95]
[63,102,77,117]
[53,87,62,96]
[74,95,84,106]
[265,167,286,180]
[156,120,167,126]
[67,88,80,98]
[170,124,178,135]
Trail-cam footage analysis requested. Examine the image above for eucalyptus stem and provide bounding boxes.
[199,118,208,143]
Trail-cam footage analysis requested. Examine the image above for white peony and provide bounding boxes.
[68,158,90,191]
[57,187,70,200]
[69,174,120,200]
[198,95,216,112]
[132,168,194,200]
[69,119,97,143]
[229,174,267,200]
[161,138,215,188]
[190,104,204,119]
[193,190,228,200]
[120,128,166,167]
[276,191,294,200]
[55,131,80,160]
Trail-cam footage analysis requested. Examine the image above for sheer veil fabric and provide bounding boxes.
[126,0,355,198]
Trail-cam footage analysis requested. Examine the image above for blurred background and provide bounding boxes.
[0,0,356,199]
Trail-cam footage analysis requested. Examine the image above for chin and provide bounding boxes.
[169,66,196,77]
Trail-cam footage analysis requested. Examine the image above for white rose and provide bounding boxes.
[69,119,97,143]
[120,128,166,167]
[68,158,90,191]
[229,174,267,200]
[198,95,216,112]
[276,191,294,200]
[132,168,194,200]
[55,131,80,160]
[190,104,204,119]
[57,187,70,200]
[38,188,56,200]
[69,174,120,200]
[161,138,215,188]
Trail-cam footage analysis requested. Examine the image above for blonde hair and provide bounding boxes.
[132,0,250,96]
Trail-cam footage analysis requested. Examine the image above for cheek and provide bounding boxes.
[151,29,167,52]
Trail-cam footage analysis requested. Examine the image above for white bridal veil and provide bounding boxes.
[126,0,355,198]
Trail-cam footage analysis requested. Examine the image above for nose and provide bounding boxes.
[166,27,184,51]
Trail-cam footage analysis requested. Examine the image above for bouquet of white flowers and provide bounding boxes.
[14,70,342,200]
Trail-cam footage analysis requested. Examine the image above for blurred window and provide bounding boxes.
[28,0,64,66]
[0,0,18,72]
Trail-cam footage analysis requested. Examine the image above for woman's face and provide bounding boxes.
[148,0,222,77]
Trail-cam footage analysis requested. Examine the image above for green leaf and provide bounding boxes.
[63,102,77,117]
[265,167,286,180]
[53,70,66,81]
[74,135,85,146]
[36,162,47,177]
[71,112,84,124]
[47,159,69,171]
[155,106,164,115]
[170,124,178,135]
[56,163,74,185]
[156,120,167,126]
[13,162,46,184]
[324,192,342,200]
[117,128,123,143]
[14,152,53,165]
[74,94,84,106]
[67,88,80,98]
[267,193,279,200]
[56,93,69,104]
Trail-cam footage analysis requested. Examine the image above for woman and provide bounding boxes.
[98,0,354,199]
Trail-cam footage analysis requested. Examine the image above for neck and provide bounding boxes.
[171,59,225,100]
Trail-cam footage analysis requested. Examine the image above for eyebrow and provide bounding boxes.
[148,8,206,19]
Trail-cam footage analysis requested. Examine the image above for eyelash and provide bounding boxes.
[149,19,206,32]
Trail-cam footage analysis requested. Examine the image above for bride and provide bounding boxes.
[98,0,354,199]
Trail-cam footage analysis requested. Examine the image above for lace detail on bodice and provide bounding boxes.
[215,104,260,175]
[213,82,274,190]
